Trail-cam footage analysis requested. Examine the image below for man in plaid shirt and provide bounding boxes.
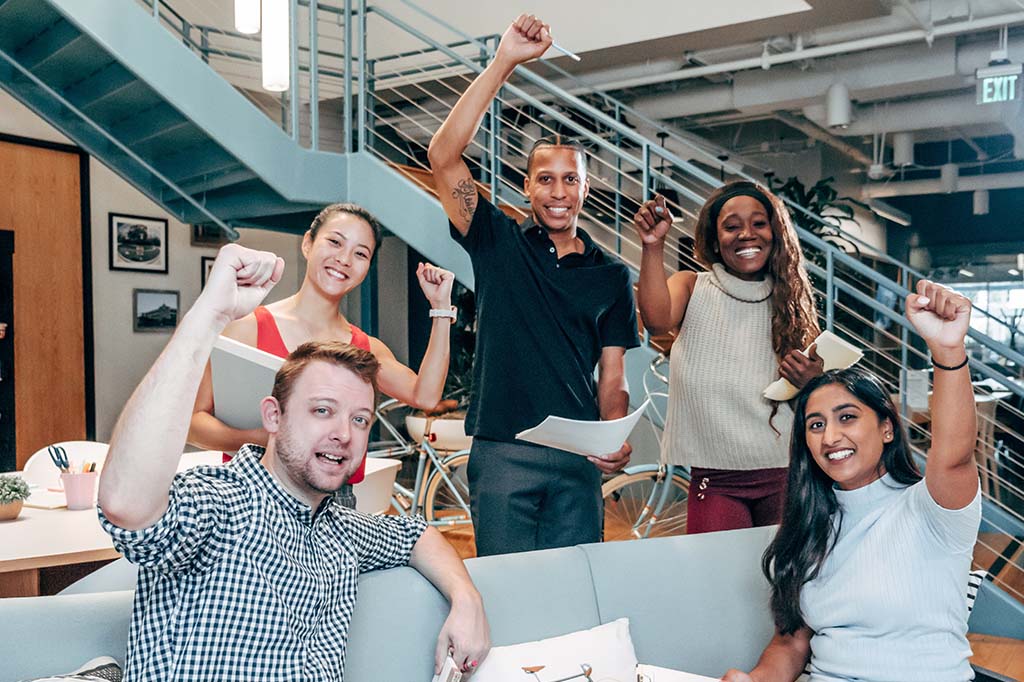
[98,244,490,681]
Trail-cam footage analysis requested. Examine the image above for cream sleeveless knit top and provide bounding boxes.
[661,264,792,470]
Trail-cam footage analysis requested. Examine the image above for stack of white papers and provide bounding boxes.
[25,489,67,510]
[515,400,650,458]
[210,336,283,430]
[763,330,864,401]
[636,664,718,681]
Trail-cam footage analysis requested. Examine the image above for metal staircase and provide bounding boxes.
[2,0,1023,614]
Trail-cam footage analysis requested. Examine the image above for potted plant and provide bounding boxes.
[405,283,476,451]
[0,474,30,521]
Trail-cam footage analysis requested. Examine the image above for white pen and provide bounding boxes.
[551,40,581,62]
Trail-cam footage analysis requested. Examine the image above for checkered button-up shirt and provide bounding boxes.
[99,446,427,681]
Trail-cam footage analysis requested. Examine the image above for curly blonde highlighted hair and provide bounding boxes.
[693,181,820,361]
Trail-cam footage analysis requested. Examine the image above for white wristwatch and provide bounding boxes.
[429,306,457,321]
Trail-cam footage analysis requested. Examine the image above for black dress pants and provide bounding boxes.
[467,438,603,557]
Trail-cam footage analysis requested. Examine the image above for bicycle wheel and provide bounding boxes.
[602,470,689,541]
[422,452,473,535]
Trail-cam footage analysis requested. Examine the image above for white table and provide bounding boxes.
[0,453,401,597]
[0,505,118,596]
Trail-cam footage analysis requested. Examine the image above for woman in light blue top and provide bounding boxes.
[723,279,982,682]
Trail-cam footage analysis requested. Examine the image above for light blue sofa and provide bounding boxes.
[2,525,1018,681]
[2,527,775,681]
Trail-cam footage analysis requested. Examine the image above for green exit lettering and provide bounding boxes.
[981,74,1019,103]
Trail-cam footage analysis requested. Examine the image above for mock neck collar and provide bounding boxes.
[709,263,773,302]
[834,472,907,513]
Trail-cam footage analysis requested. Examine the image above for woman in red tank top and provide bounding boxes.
[188,203,455,486]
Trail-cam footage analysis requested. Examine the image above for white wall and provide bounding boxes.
[0,90,304,441]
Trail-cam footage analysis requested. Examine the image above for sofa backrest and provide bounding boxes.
[581,525,777,678]
[344,544,602,681]
[0,590,134,682]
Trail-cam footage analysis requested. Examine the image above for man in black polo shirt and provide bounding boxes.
[427,13,639,556]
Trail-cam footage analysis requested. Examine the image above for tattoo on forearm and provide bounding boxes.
[453,178,477,220]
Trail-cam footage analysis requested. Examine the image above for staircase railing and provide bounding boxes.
[137,0,1024,602]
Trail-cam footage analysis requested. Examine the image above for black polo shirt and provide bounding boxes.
[450,194,639,443]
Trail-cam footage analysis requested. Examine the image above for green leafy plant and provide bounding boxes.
[770,175,866,256]
[0,474,30,505]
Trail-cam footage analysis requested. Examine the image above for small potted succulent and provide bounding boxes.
[0,474,30,521]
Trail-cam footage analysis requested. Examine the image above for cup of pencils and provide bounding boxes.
[61,462,98,510]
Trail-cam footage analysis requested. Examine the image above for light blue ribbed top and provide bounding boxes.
[800,473,982,682]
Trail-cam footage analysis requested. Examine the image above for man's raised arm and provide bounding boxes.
[98,244,284,530]
[427,14,552,235]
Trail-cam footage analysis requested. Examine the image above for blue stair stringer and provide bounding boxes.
[0,0,474,284]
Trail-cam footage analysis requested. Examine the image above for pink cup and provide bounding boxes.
[60,472,98,510]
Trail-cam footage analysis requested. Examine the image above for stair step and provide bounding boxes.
[14,17,82,72]
[170,166,259,198]
[65,61,136,109]
[391,163,527,222]
[975,532,1024,607]
[160,145,238,185]
[165,182,294,223]
[112,102,190,147]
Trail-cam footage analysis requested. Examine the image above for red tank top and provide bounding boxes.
[222,306,371,484]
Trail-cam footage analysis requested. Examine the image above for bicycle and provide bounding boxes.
[601,354,690,541]
[370,352,688,546]
[367,399,473,535]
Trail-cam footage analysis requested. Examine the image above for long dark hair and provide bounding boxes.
[762,367,922,634]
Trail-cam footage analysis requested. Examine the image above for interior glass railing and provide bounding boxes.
[137,0,1024,602]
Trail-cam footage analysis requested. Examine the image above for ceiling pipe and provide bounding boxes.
[892,131,915,166]
[773,111,873,167]
[803,94,1022,136]
[590,11,1024,93]
[826,82,853,129]
[862,170,1024,198]
[680,0,968,67]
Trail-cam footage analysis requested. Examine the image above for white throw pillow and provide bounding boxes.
[471,618,638,682]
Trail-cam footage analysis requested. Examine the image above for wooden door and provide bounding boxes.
[0,139,86,469]
[0,230,13,471]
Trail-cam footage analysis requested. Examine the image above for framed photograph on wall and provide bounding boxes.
[191,224,231,248]
[109,213,168,273]
[133,289,179,333]
[201,256,216,289]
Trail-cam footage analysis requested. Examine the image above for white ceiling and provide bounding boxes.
[377,0,813,55]
[169,0,812,57]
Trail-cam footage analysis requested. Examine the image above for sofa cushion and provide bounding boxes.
[465,546,603,645]
[0,592,133,682]
[345,545,602,681]
[580,525,777,678]
[472,617,637,682]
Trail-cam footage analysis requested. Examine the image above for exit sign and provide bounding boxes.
[977,63,1023,104]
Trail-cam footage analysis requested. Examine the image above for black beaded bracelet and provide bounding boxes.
[932,356,969,371]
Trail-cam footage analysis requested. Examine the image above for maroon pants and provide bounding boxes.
[687,466,788,534]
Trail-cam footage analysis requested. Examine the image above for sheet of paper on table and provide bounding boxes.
[24,489,67,510]
[763,330,864,401]
[210,335,283,430]
[636,663,718,682]
[515,399,651,459]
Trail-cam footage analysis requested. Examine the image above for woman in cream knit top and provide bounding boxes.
[665,263,790,471]
[633,181,821,533]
